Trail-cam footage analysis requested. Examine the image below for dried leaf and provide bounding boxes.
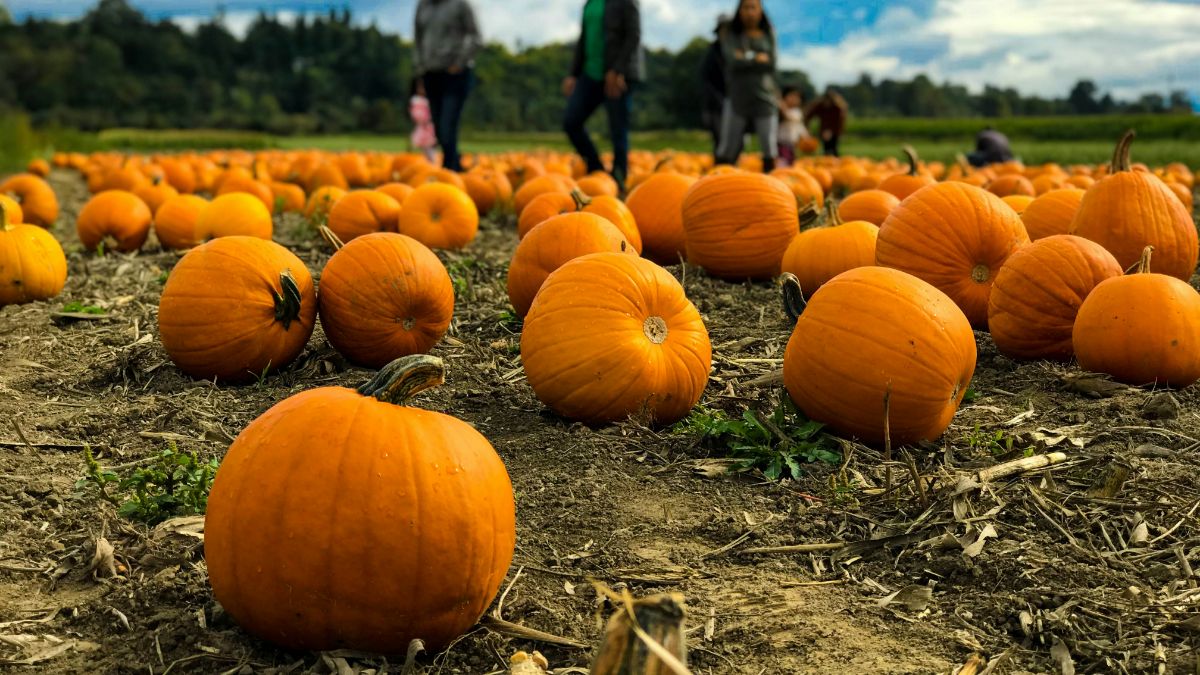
[88,538,117,579]
[1050,637,1075,675]
[877,585,933,612]
[564,581,576,596]
[1064,375,1129,398]
[692,460,737,478]
[959,524,998,558]
[1002,403,1036,427]
[1025,426,1091,449]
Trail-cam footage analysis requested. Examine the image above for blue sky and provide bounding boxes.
[6,0,1199,101]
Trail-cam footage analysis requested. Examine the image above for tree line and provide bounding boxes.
[0,0,1192,135]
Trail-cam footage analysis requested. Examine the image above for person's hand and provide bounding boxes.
[562,76,577,98]
[416,78,426,97]
[754,52,769,64]
[822,129,833,141]
[604,70,627,99]
[448,65,463,75]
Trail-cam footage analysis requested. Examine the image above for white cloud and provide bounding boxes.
[782,0,1200,99]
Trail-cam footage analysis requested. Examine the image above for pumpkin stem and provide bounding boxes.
[569,188,592,212]
[318,225,345,251]
[357,354,445,404]
[1128,245,1154,274]
[826,199,843,227]
[901,145,920,176]
[955,153,972,173]
[271,269,304,330]
[780,272,807,324]
[0,201,8,229]
[1110,129,1136,173]
[797,201,821,230]
[653,155,675,172]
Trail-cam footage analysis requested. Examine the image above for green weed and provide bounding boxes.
[61,301,105,315]
[76,442,218,525]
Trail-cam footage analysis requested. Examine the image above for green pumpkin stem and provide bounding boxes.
[901,145,920,176]
[357,354,446,404]
[1110,129,1136,173]
[570,188,592,212]
[797,201,821,230]
[271,269,303,330]
[780,272,807,324]
[0,201,8,230]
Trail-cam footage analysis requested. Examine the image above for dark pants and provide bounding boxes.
[424,69,473,172]
[563,75,632,188]
[823,134,840,157]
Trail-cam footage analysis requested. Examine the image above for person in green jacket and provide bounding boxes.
[714,0,780,172]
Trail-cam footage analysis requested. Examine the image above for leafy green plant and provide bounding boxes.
[964,424,1033,457]
[446,257,479,298]
[61,301,105,315]
[674,399,840,480]
[962,388,980,403]
[76,442,218,525]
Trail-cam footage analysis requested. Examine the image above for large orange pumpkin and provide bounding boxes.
[0,202,67,307]
[573,191,643,254]
[1020,188,1084,241]
[521,252,712,425]
[0,174,60,227]
[205,354,515,653]
[876,182,1030,329]
[779,213,878,295]
[837,189,899,226]
[1070,131,1199,281]
[158,236,316,382]
[154,194,208,250]
[76,190,153,253]
[682,172,798,280]
[326,190,402,243]
[1073,247,1200,388]
[507,213,632,317]
[195,192,273,241]
[987,235,1122,361]
[783,266,977,446]
[397,183,479,250]
[625,172,697,265]
[318,233,454,368]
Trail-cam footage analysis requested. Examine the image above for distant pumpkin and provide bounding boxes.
[76,190,152,253]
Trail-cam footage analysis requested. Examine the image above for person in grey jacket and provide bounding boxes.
[715,0,780,172]
[414,0,482,172]
[562,0,645,190]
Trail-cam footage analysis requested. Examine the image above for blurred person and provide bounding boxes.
[414,0,482,172]
[562,0,645,191]
[408,80,438,164]
[715,0,780,172]
[777,86,811,168]
[699,14,729,158]
[967,126,1015,167]
[805,86,849,157]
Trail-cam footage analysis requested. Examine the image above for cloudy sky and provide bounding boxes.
[7,0,1200,101]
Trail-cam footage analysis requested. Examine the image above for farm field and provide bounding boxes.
[0,145,1199,675]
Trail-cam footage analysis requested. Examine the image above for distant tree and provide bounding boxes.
[1067,80,1100,114]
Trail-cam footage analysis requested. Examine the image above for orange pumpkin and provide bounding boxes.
[576,173,619,198]
[76,190,152,253]
[0,202,67,307]
[268,181,306,213]
[158,236,316,382]
[205,354,515,652]
[770,168,825,208]
[521,252,711,425]
[517,192,576,238]
[987,235,1122,361]
[0,195,22,225]
[837,189,900,226]
[507,213,632,317]
[1020,188,1084,241]
[154,194,208,250]
[462,169,513,215]
[195,193,273,241]
[1073,247,1200,388]
[1070,132,1198,282]
[625,172,697,265]
[572,191,643,253]
[513,174,575,216]
[682,172,798,280]
[0,174,60,227]
[160,158,197,194]
[397,183,479,250]
[1001,194,1035,214]
[1167,182,1193,212]
[218,176,276,214]
[987,174,1036,197]
[878,147,936,200]
[305,185,347,220]
[377,182,415,207]
[318,233,454,367]
[876,182,1030,329]
[133,179,179,216]
[26,158,50,177]
[783,266,976,446]
[326,190,402,243]
[780,213,878,295]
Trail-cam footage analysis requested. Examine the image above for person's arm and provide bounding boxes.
[611,0,640,78]
[457,0,483,70]
[412,1,425,77]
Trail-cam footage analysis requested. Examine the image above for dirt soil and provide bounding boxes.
[2,170,1199,675]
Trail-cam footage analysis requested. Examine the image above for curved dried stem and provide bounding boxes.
[569,188,593,211]
[1128,245,1154,275]
[1110,129,1136,173]
[780,272,807,324]
[901,145,920,176]
[270,269,304,329]
[318,224,345,251]
[357,354,445,405]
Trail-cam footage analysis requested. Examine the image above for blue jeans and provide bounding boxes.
[424,69,473,172]
[563,75,632,188]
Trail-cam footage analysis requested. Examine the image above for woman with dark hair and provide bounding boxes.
[414,0,482,172]
[562,0,644,191]
[715,0,779,171]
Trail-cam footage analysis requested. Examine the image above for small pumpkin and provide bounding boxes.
[158,236,316,382]
[76,190,153,253]
[770,168,825,208]
[1001,194,1034,214]
[521,252,712,425]
[682,172,798,280]
[576,173,619,198]
[318,232,454,368]
[268,181,306,213]
[305,185,347,220]
[513,174,575,216]
[376,182,415,207]
[397,183,479,250]
[133,178,179,216]
[1071,132,1198,281]
[26,158,50,177]
[218,176,276,214]
[876,182,1030,329]
[1073,247,1200,388]
[837,189,900,226]
[195,192,273,241]
[326,190,403,243]
[878,146,936,200]
[205,354,515,653]
[625,172,697,265]
[154,194,208,250]
[463,169,513,215]
[1020,188,1084,241]
[0,195,22,225]
[0,201,67,307]
[0,174,60,227]
[507,213,632,317]
[987,235,1122,361]
[783,266,977,446]
[517,192,576,239]
[987,174,1035,197]
[779,208,878,295]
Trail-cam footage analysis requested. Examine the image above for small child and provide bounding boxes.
[409,81,437,164]
[777,86,811,168]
